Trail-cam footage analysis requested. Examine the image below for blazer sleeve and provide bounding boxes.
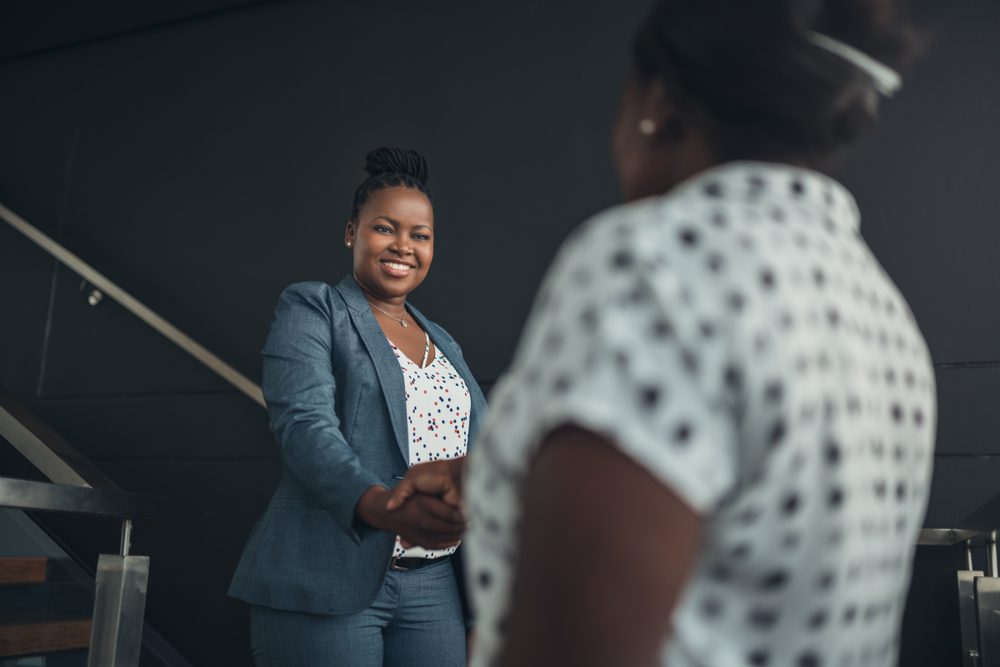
[261,282,382,545]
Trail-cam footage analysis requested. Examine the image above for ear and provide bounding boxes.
[344,221,356,247]
[642,80,684,143]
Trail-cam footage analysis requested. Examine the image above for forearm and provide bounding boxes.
[499,426,702,666]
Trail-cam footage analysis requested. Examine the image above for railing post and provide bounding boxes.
[87,520,149,667]
[990,530,998,578]
[120,519,133,557]
[975,530,1000,667]
[959,536,984,667]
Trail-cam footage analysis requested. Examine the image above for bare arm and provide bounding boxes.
[499,425,703,667]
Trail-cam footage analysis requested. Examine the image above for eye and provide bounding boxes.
[412,233,431,241]
[373,224,393,233]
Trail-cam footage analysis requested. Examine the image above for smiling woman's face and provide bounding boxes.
[345,186,435,302]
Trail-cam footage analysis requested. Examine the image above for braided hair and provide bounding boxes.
[631,0,923,162]
[350,147,432,222]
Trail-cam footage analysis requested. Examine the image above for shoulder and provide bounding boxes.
[278,280,335,302]
[565,196,670,247]
[537,194,700,309]
[518,189,751,371]
[263,282,352,353]
[267,282,355,338]
[547,193,696,278]
[274,281,347,315]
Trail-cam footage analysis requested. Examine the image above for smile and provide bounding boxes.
[380,260,416,276]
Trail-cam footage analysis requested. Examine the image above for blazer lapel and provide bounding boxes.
[334,276,410,464]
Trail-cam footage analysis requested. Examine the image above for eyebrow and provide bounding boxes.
[368,215,432,231]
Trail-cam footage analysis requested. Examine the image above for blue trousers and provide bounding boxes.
[250,558,466,667]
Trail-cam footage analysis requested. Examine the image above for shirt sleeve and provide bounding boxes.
[505,226,741,514]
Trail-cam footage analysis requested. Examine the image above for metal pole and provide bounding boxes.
[120,520,132,558]
[968,539,976,571]
[990,530,998,578]
[87,554,150,667]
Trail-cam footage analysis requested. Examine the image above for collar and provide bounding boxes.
[334,274,375,313]
[668,161,861,233]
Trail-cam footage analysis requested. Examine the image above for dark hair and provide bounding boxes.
[632,0,923,162]
[350,147,432,222]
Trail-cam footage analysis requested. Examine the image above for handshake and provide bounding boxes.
[357,458,467,550]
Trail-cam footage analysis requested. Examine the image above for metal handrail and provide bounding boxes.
[0,201,264,407]
[918,528,982,546]
[0,390,162,534]
[0,389,119,489]
[0,476,161,520]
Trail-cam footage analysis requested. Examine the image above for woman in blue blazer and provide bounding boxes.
[229,148,488,666]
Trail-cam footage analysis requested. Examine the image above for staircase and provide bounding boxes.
[0,557,91,664]
[0,390,163,667]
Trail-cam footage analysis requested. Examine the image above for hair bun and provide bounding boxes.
[363,147,430,185]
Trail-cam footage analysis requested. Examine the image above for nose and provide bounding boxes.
[390,232,413,256]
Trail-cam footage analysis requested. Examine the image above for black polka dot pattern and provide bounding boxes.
[464,162,935,667]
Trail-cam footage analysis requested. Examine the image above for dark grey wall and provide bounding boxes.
[0,2,645,664]
[1,1,998,665]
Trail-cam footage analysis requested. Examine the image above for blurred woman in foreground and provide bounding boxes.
[460,1,933,665]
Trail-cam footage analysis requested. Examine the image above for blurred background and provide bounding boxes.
[0,0,997,664]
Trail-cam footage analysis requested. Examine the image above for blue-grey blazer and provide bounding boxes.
[228,275,488,615]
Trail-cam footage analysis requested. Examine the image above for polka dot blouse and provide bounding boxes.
[465,162,936,667]
[390,334,471,559]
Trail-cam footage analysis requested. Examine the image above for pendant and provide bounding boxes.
[401,320,408,328]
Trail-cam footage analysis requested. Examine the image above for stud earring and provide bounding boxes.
[638,118,657,136]
[346,242,352,248]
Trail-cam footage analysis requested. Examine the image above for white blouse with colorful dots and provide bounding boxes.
[390,333,471,559]
[465,161,936,667]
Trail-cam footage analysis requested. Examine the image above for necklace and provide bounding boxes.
[369,301,408,328]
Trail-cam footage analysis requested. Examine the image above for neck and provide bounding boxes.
[353,273,407,314]
[656,142,721,198]
[625,135,722,202]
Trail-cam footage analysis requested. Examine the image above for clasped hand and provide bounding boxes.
[357,458,466,550]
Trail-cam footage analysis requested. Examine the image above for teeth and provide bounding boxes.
[383,262,411,271]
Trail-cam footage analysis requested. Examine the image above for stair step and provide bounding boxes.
[0,582,93,616]
[0,559,47,586]
[0,585,47,615]
[0,615,90,658]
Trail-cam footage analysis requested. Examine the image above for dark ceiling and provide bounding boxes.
[0,0,265,62]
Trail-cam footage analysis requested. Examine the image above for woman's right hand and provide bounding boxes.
[386,458,465,510]
[356,485,465,550]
